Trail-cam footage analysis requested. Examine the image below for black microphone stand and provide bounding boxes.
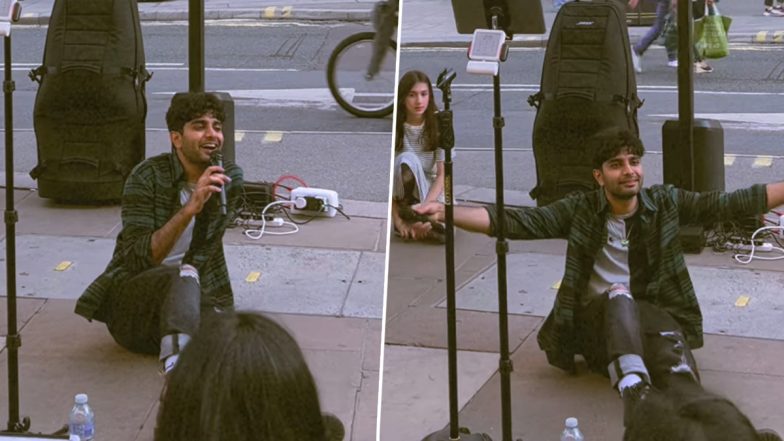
[1,4,67,438]
[488,9,513,441]
[421,69,491,441]
[2,3,29,434]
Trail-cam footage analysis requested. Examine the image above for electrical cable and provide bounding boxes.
[243,200,299,240]
[281,207,317,225]
[733,225,784,264]
[272,175,307,201]
[326,203,351,220]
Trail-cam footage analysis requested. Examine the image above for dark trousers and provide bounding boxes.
[104,265,208,356]
[578,293,700,388]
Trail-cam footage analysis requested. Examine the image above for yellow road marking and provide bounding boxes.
[246,271,261,283]
[752,156,773,168]
[724,154,736,166]
[54,261,72,271]
[282,6,293,17]
[551,280,561,290]
[263,6,276,18]
[735,295,750,307]
[774,31,784,43]
[755,31,768,43]
[263,131,283,143]
[235,130,245,142]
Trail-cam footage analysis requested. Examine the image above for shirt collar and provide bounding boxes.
[169,148,187,183]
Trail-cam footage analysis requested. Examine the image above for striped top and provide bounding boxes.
[75,152,244,322]
[400,122,444,178]
[486,184,768,372]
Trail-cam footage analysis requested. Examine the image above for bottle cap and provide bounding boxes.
[75,393,88,404]
[565,417,578,428]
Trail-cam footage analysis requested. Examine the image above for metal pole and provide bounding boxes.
[4,32,25,434]
[188,0,204,92]
[676,0,694,190]
[492,69,512,441]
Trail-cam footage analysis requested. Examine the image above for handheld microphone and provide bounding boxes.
[211,151,228,216]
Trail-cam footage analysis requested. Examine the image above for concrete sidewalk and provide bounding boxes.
[400,0,784,46]
[380,186,784,441]
[16,0,377,25]
[0,171,388,440]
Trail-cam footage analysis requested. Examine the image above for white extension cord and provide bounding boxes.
[733,225,784,264]
[243,200,300,240]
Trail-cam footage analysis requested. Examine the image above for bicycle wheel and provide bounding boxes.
[327,32,396,118]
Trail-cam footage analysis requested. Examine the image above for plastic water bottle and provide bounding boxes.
[560,417,584,441]
[68,393,95,441]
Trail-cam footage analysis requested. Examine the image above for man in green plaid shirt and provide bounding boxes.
[76,92,244,374]
[414,127,784,427]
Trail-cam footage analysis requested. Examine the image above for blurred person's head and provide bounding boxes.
[395,70,439,152]
[155,311,342,441]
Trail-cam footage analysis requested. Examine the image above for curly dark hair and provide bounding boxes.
[591,127,645,170]
[395,70,439,153]
[165,92,225,133]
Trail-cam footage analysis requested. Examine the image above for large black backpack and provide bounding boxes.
[528,0,642,207]
[29,0,150,203]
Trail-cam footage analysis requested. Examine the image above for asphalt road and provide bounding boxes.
[400,44,784,195]
[1,20,394,202]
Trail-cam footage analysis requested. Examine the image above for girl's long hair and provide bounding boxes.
[156,312,328,441]
[395,70,439,153]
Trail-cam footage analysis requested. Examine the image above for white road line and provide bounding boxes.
[446,83,784,96]
[649,113,784,131]
[2,63,301,73]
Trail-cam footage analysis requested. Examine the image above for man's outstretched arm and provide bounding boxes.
[414,202,492,235]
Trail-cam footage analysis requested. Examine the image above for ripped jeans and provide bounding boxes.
[577,286,700,389]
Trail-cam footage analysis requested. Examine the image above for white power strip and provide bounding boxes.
[290,187,339,217]
[727,242,774,252]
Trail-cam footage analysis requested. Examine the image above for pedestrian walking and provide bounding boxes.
[662,0,715,73]
[629,0,671,73]
[630,0,713,73]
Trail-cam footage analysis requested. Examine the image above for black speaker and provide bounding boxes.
[662,118,725,192]
[662,118,725,253]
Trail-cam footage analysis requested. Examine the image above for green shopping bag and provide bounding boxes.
[695,4,731,59]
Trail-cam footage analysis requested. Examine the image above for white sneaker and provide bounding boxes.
[667,60,678,68]
[631,50,642,73]
[695,61,713,73]
[764,7,784,15]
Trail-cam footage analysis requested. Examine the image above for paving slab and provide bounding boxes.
[227,244,366,316]
[448,252,784,340]
[226,216,387,253]
[385,305,540,353]
[354,370,381,441]
[0,236,383,319]
[0,300,163,441]
[0,300,381,441]
[379,345,499,441]
[343,251,386,318]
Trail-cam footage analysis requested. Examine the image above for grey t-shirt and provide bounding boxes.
[585,213,635,306]
[161,185,196,266]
